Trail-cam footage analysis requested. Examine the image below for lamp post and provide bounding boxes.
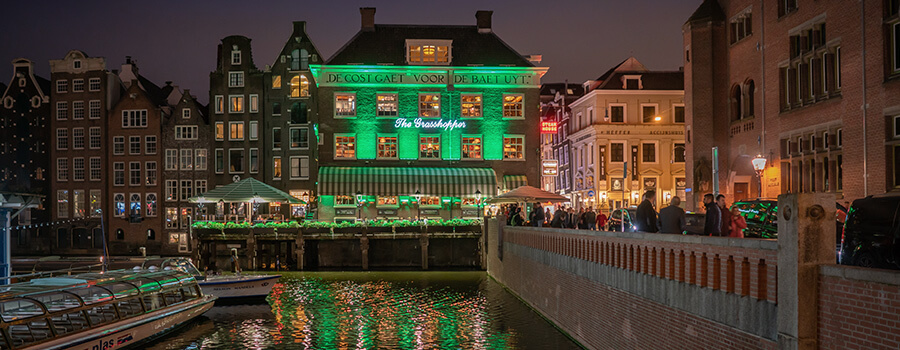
[752,154,768,198]
[413,190,423,221]
[475,189,483,217]
[356,190,363,222]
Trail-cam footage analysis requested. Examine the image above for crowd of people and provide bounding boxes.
[499,202,609,230]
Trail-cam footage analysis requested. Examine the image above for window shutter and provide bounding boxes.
[799,63,810,103]
[824,53,836,94]
[781,139,789,158]
[827,133,836,149]
[746,14,752,35]
[799,36,808,54]
[780,67,788,109]
[812,30,821,49]
[788,67,798,107]
[812,58,823,97]
[802,138,811,153]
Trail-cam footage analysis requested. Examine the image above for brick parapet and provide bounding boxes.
[817,264,900,350]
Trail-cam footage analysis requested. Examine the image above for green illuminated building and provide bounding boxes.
[312,8,548,222]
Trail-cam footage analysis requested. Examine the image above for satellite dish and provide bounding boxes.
[233,175,240,183]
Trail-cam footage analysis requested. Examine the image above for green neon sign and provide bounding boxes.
[394,118,466,131]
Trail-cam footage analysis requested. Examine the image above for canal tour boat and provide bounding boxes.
[152,258,280,300]
[0,268,216,350]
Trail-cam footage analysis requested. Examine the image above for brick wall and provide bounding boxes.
[818,265,900,350]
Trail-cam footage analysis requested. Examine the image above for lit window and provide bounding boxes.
[462,136,482,160]
[377,136,398,159]
[146,161,157,185]
[420,136,441,159]
[249,95,259,113]
[250,121,259,140]
[73,190,84,218]
[407,40,451,64]
[57,190,69,218]
[503,135,524,160]
[335,93,356,117]
[166,208,178,228]
[502,94,524,118]
[166,180,178,201]
[377,196,398,206]
[229,95,244,113]
[273,157,282,179]
[377,93,398,117]
[273,75,281,89]
[214,95,224,114]
[461,94,482,117]
[215,122,224,140]
[146,194,157,217]
[335,135,356,159]
[420,196,441,206]
[114,193,125,217]
[195,149,208,171]
[419,94,440,117]
[229,122,244,140]
[335,195,355,206]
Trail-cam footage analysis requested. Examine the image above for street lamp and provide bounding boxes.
[475,189,483,217]
[752,154,767,198]
[413,190,423,220]
[356,190,363,222]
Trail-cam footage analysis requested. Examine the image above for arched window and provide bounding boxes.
[146,193,157,217]
[290,76,299,98]
[291,102,308,124]
[300,49,309,70]
[730,84,743,121]
[290,49,299,70]
[130,194,141,216]
[290,75,309,98]
[300,75,309,97]
[746,80,755,117]
[114,193,126,216]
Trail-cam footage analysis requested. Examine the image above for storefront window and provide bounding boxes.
[502,94,524,118]
[420,136,440,159]
[503,135,524,160]
[166,208,178,228]
[461,198,479,206]
[462,136,482,160]
[335,135,356,159]
[377,136,398,159]
[461,94,482,117]
[420,196,441,206]
[377,196,398,206]
[335,93,356,117]
[335,195,355,206]
[418,94,440,117]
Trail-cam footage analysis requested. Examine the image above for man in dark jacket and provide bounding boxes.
[634,190,659,232]
[532,202,545,227]
[658,196,686,234]
[703,193,721,236]
[585,207,597,230]
[717,194,732,235]
[551,206,565,228]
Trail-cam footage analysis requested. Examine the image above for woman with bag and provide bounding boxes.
[729,207,747,238]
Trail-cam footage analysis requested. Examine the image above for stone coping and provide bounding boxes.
[508,226,778,251]
[820,264,900,286]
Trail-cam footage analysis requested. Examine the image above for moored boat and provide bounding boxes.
[155,258,280,300]
[0,268,215,349]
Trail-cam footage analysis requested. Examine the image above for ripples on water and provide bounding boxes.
[146,272,582,350]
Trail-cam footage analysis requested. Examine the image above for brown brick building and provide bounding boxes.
[683,0,900,209]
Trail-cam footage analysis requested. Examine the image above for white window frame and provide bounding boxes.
[166,180,178,201]
[56,80,67,94]
[376,93,399,118]
[129,161,141,186]
[182,108,190,119]
[502,94,525,119]
[502,134,525,161]
[376,134,399,160]
[57,190,69,218]
[641,141,659,164]
[215,149,224,174]
[608,103,627,123]
[229,122,244,141]
[57,158,68,181]
[88,78,101,91]
[180,149,193,170]
[290,156,310,180]
[673,103,685,123]
[89,157,101,181]
[249,94,259,113]
[180,180,193,201]
[290,127,309,149]
[165,149,178,170]
[272,128,282,150]
[56,102,67,120]
[113,136,124,155]
[249,121,259,140]
[89,100,101,119]
[249,148,259,174]
[56,128,68,150]
[214,95,224,114]
[72,79,84,92]
[146,161,157,186]
[113,162,125,186]
[129,136,141,155]
[460,93,483,118]
[215,122,224,141]
[334,134,357,160]
[195,149,208,171]
[72,128,84,150]
[229,95,244,113]
[418,93,441,118]
[72,101,84,120]
[89,127,101,149]
[228,71,244,88]
[145,135,157,155]
[146,193,157,217]
[273,156,282,180]
[334,92,356,118]
[113,193,125,217]
[461,134,484,160]
[231,50,241,65]
[419,134,441,160]
[229,148,245,174]
[640,103,660,123]
[175,125,198,140]
[195,180,207,196]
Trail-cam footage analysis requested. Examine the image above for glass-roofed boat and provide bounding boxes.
[0,268,215,349]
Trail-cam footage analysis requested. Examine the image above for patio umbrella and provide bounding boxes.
[486,185,570,204]
[188,177,305,204]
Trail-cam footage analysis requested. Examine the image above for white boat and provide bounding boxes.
[0,268,216,350]
[154,258,280,300]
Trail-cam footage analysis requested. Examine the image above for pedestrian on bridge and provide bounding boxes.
[658,196,686,234]
[635,190,659,233]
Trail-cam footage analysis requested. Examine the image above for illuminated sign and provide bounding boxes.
[542,160,558,176]
[311,65,548,88]
[394,118,466,131]
[540,121,558,134]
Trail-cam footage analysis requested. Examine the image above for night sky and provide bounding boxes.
[1,0,699,103]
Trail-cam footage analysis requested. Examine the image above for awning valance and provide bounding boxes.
[502,175,528,192]
[318,167,497,197]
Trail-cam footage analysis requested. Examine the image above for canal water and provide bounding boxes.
[146,271,583,349]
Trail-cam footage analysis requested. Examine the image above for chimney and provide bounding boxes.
[293,21,306,34]
[165,81,172,86]
[360,7,376,32]
[125,56,132,64]
[476,10,493,33]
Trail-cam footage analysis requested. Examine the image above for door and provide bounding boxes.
[734,183,749,202]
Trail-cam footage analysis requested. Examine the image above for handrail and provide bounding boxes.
[0,264,105,282]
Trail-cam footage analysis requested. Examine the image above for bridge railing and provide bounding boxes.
[504,227,778,303]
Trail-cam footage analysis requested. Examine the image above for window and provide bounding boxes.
[335,93,356,117]
[195,180,207,196]
[273,102,281,116]
[420,196,441,206]
[144,135,156,155]
[419,94,441,117]
[335,135,356,159]
[231,50,241,65]
[462,136,483,160]
[609,104,625,123]
[181,108,190,119]
[377,93,398,117]
[249,121,258,140]
[195,149,208,171]
[175,126,198,140]
[73,158,85,181]
[610,142,625,162]
[57,190,69,218]
[73,79,85,92]
[229,122,244,140]
[89,190,101,216]
[166,208,178,228]
[674,143,686,163]
[146,161,157,186]
[503,94,524,118]
[113,162,124,186]
[642,143,657,163]
[249,94,259,113]
[229,149,245,173]
[229,95,244,113]
[215,149,224,173]
[57,102,67,120]
[56,129,68,150]
[180,149,193,170]
[335,195,355,206]
[836,46,842,89]
[377,196,399,206]
[778,0,798,17]
[291,156,309,179]
[641,104,658,123]
[89,157,101,181]
[273,75,281,89]
[166,180,177,201]
[674,105,685,123]
[180,180,193,201]
[420,135,441,159]
[228,72,244,87]
[113,136,124,155]
[461,94,482,117]
[121,110,148,128]
[89,127,101,149]
[377,135,398,159]
[114,193,125,217]
[129,194,142,217]
[129,136,141,155]
[290,128,309,148]
[837,128,843,148]
[273,128,282,149]
[273,157,282,179]
[73,101,84,119]
[291,102,308,124]
[73,128,85,149]
[165,149,178,170]
[503,135,524,160]
[730,11,752,44]
[215,122,224,140]
[290,75,310,98]
[72,190,84,218]
[214,95,224,114]
[129,162,141,186]
[89,78,101,91]
[250,148,259,173]
[407,40,451,64]
[89,100,100,119]
[146,193,157,217]
[56,80,68,93]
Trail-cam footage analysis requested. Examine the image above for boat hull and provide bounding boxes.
[34,295,216,350]
[199,275,280,299]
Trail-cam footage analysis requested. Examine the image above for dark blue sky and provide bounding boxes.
[1,0,699,103]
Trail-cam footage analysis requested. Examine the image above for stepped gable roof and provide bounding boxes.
[327,24,533,67]
[686,0,725,24]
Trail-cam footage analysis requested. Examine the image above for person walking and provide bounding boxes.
[729,207,747,238]
[532,202,545,227]
[703,193,721,236]
[567,208,577,229]
[586,207,597,230]
[657,196,686,234]
[634,190,659,233]
[551,206,565,228]
[576,208,586,229]
[717,194,732,236]
[596,209,608,231]
[544,208,552,226]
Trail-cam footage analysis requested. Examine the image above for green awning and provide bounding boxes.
[188,177,303,204]
[502,175,528,191]
[318,167,497,197]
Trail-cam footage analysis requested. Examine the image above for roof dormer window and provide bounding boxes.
[623,74,643,89]
[406,39,452,65]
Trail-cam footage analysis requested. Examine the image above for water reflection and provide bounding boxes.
[146,272,582,350]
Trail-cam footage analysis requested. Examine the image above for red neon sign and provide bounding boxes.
[540,121,558,134]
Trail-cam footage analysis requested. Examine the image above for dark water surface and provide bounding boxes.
[145,271,583,349]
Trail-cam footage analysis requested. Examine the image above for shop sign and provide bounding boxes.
[313,66,545,87]
[377,209,398,216]
[542,160,558,176]
[540,121,558,134]
[394,118,466,131]
[335,208,356,216]
[462,209,479,217]
[420,209,440,216]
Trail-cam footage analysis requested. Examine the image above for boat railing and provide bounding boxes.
[0,264,105,283]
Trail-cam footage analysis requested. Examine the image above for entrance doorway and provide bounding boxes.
[734,182,749,202]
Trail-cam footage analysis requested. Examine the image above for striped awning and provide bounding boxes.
[318,167,497,197]
[502,175,528,192]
